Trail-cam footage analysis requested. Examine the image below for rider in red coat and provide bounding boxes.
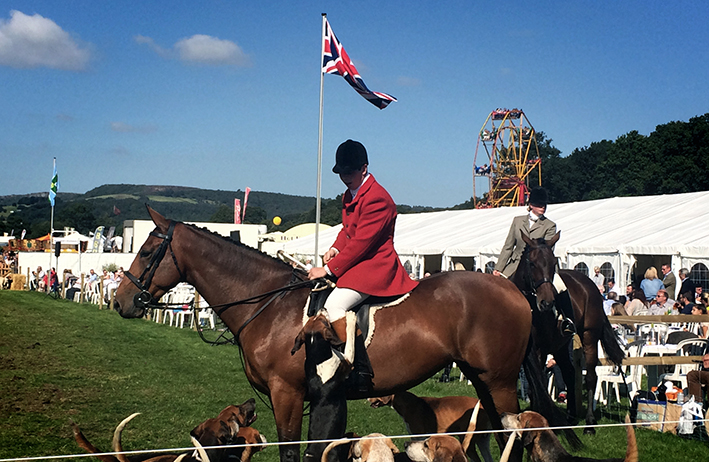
[309,140,417,391]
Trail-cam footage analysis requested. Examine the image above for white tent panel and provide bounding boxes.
[280,191,709,289]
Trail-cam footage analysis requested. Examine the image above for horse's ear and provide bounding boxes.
[547,231,561,247]
[520,230,534,247]
[145,205,169,231]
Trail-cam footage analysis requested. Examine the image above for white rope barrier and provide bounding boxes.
[2,418,707,462]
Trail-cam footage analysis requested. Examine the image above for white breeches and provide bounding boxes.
[324,287,369,322]
[553,272,568,293]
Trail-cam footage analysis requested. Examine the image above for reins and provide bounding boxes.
[124,223,318,415]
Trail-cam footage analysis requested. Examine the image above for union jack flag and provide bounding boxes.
[322,19,396,110]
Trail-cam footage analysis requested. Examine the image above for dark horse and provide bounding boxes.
[512,231,625,432]
[115,208,554,462]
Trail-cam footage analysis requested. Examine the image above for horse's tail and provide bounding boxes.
[522,334,583,450]
[600,316,625,367]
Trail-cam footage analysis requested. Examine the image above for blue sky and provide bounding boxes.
[1,1,707,207]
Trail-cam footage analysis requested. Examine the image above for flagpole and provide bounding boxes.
[49,157,56,271]
[50,157,56,236]
[315,13,327,266]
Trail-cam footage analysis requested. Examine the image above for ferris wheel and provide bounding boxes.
[472,108,542,208]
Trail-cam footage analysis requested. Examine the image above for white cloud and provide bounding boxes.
[134,34,170,58]
[0,10,91,71]
[110,121,157,133]
[175,34,250,66]
[136,33,250,66]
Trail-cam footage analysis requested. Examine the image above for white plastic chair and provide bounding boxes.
[194,307,216,330]
[174,309,194,328]
[663,338,708,390]
[594,342,643,406]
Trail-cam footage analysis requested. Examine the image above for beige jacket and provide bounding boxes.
[495,214,557,278]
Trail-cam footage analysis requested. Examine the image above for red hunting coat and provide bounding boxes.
[327,175,418,296]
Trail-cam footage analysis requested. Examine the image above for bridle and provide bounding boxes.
[521,243,556,299]
[124,220,186,309]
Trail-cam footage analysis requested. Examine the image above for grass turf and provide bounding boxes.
[1,291,707,461]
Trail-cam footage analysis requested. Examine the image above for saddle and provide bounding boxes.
[307,284,406,344]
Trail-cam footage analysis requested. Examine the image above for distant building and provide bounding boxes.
[122,220,268,253]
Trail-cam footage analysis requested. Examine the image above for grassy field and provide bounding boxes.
[0,291,707,461]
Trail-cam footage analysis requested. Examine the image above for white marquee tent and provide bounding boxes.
[277,190,709,296]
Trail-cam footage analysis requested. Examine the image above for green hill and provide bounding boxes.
[0,184,317,239]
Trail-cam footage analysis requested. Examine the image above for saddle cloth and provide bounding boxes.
[302,286,410,347]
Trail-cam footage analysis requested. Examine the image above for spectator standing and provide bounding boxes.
[696,286,704,305]
[591,266,604,290]
[607,278,620,297]
[640,266,663,301]
[661,264,676,299]
[678,268,697,300]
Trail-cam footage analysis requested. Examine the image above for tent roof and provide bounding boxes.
[282,190,709,258]
[54,232,91,244]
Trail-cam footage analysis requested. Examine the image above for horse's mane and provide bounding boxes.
[179,221,294,270]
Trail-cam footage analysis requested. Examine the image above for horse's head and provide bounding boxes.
[519,230,561,312]
[115,206,186,318]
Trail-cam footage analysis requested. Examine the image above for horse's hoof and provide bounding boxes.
[583,426,596,435]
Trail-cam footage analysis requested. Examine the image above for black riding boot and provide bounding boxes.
[439,363,452,382]
[556,289,576,337]
[350,333,374,393]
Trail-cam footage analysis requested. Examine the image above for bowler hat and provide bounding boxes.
[333,140,368,174]
[528,187,548,207]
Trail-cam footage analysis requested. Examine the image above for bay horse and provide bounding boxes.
[115,207,556,462]
[512,232,625,433]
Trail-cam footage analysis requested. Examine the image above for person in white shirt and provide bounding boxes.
[591,266,604,289]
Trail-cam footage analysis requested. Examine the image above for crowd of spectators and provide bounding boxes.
[601,265,708,338]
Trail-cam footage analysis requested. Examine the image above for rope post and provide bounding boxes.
[79,274,85,304]
[99,279,104,310]
[26,267,30,291]
[62,272,68,299]
[109,289,115,311]
[193,292,201,331]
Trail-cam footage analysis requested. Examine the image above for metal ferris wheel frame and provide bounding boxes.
[472,108,542,208]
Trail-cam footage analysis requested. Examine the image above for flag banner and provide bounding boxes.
[234,199,241,224]
[92,226,105,253]
[113,205,121,215]
[242,187,251,221]
[21,229,26,240]
[322,19,396,109]
[49,163,58,206]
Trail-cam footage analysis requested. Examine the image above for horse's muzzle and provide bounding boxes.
[538,299,556,313]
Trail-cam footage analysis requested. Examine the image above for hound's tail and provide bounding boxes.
[624,414,639,462]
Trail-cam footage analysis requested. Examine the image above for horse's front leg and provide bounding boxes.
[554,341,577,418]
[582,335,600,435]
[270,381,305,462]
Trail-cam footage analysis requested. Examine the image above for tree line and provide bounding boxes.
[539,113,709,203]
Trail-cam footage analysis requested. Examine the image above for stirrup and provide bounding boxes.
[560,318,576,336]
